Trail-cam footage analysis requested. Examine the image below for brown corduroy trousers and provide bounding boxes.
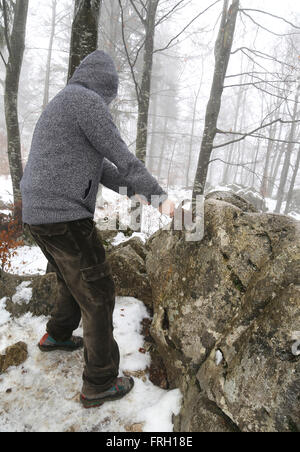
[23,218,120,392]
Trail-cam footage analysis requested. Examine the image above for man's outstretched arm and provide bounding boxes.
[76,90,175,215]
[100,158,135,197]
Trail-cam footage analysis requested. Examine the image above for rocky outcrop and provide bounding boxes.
[145,198,300,432]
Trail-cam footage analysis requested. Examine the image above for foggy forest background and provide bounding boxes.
[1,0,300,222]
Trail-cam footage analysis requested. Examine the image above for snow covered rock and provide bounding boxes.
[206,190,258,212]
[217,184,267,212]
[146,198,300,432]
[1,272,57,317]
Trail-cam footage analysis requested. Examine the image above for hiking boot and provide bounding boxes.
[38,333,83,352]
[80,376,134,408]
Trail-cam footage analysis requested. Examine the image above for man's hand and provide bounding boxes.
[131,194,175,218]
[158,198,176,218]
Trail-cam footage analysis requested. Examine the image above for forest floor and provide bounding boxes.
[0,293,182,432]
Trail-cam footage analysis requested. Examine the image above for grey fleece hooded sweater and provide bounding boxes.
[20,50,167,225]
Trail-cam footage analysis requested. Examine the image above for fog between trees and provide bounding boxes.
[1,0,300,219]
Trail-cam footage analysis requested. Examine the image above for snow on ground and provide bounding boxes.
[6,245,48,275]
[0,298,11,326]
[0,175,13,205]
[11,281,33,305]
[0,296,182,432]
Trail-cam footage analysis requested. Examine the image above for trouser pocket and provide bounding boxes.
[27,222,81,255]
[80,260,115,304]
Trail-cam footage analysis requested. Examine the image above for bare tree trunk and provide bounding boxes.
[251,139,261,187]
[222,69,244,185]
[67,0,102,81]
[167,141,177,190]
[193,0,239,199]
[148,91,159,173]
[186,84,201,187]
[108,0,119,59]
[135,0,159,163]
[284,147,300,214]
[3,0,29,222]
[266,119,283,197]
[157,116,169,181]
[42,0,57,110]
[275,83,300,213]
[260,118,276,197]
[236,86,248,185]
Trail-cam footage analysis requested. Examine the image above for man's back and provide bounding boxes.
[21,50,167,225]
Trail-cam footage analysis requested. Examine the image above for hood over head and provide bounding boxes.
[68,50,119,104]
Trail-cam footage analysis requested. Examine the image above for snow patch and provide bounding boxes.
[215,349,223,366]
[12,281,33,305]
[8,245,47,275]
[0,297,11,326]
[291,341,300,356]
[0,175,13,204]
[111,231,147,247]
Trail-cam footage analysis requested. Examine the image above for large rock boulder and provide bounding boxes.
[108,237,152,308]
[145,198,300,432]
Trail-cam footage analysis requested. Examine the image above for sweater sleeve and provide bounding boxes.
[76,91,168,205]
[100,158,135,197]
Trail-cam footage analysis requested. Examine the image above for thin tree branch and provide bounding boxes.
[153,0,221,53]
[0,49,7,66]
[224,81,298,103]
[231,46,296,70]
[2,0,11,56]
[226,70,280,79]
[118,0,141,101]
[240,10,300,37]
[208,157,277,188]
[137,0,147,13]
[208,158,259,167]
[224,80,297,89]
[240,8,300,30]
[155,0,186,27]
[214,119,300,149]
[131,36,146,67]
[128,0,146,25]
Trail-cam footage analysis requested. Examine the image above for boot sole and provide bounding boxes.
[38,343,83,353]
[80,379,134,409]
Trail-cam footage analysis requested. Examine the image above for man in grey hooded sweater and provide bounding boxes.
[20,50,175,408]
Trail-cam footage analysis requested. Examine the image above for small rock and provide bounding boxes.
[125,423,144,432]
[0,341,28,374]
